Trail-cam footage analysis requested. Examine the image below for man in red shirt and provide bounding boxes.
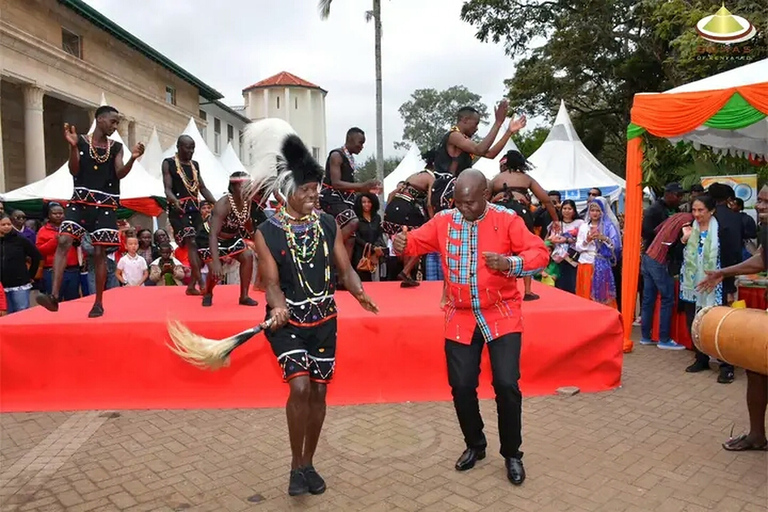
[394,169,548,485]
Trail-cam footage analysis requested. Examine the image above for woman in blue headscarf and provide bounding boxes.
[574,196,622,307]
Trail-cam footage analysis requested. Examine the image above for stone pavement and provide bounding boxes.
[1,341,766,512]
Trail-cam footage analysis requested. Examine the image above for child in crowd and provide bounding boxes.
[116,236,148,286]
[149,243,185,286]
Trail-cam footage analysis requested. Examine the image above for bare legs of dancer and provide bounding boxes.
[184,238,203,296]
[341,219,358,261]
[399,256,420,287]
[37,235,107,318]
[523,275,539,301]
[287,376,327,495]
[202,249,258,307]
[723,371,768,451]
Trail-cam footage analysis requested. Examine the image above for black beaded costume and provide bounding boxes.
[165,156,203,246]
[320,148,358,228]
[60,135,123,246]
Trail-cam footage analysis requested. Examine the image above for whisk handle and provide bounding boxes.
[222,318,275,358]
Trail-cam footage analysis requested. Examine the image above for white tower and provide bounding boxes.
[242,72,328,163]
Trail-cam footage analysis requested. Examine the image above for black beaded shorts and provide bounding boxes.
[382,195,427,235]
[197,237,249,263]
[265,318,337,383]
[60,202,119,246]
[168,199,203,246]
[319,189,357,229]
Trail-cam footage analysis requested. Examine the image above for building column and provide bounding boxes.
[0,82,5,193]
[262,89,269,118]
[23,85,46,184]
[284,87,291,125]
[305,89,314,150]
[128,120,136,149]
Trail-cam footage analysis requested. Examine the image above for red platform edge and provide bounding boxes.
[0,281,624,412]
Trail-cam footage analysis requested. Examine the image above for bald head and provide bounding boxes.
[453,169,488,221]
[177,135,195,161]
[455,169,487,195]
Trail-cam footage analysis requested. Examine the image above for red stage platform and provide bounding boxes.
[0,282,624,412]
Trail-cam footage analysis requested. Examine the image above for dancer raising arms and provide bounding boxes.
[491,150,560,301]
[243,119,378,497]
[37,105,144,317]
[197,172,262,307]
[162,135,216,296]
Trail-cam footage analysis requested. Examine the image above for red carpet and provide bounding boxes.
[0,281,624,412]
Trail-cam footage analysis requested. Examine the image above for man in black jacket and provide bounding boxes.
[0,213,42,313]
[641,183,684,251]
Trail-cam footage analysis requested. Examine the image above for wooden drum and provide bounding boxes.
[691,306,768,375]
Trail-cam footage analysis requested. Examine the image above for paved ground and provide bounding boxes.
[1,338,766,512]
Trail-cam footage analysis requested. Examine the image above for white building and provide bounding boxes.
[241,71,327,163]
[198,99,251,164]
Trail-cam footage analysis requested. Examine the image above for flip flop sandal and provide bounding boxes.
[722,434,768,451]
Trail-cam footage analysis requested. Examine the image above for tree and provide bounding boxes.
[511,127,549,158]
[356,155,403,183]
[319,0,385,203]
[396,86,489,152]
[460,0,767,182]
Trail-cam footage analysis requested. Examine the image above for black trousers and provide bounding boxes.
[683,301,734,371]
[445,327,523,459]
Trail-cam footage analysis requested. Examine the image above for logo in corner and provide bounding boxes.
[696,4,757,44]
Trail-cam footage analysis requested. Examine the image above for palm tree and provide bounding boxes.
[319,0,385,204]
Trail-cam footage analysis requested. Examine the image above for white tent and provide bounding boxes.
[528,100,625,204]
[3,107,163,203]
[161,117,229,198]
[383,145,425,197]
[219,141,247,175]
[139,127,164,181]
[472,137,520,180]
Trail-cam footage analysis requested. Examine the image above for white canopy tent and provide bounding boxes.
[528,100,625,205]
[471,137,520,180]
[161,117,229,198]
[3,112,163,203]
[383,145,425,197]
[139,127,164,181]
[661,58,768,158]
[219,141,247,175]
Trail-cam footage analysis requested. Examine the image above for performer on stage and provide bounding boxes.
[37,106,144,317]
[491,149,561,301]
[430,102,525,214]
[244,119,378,496]
[162,135,216,296]
[320,127,381,258]
[697,182,768,452]
[394,169,549,485]
[197,172,262,307]
[381,151,437,287]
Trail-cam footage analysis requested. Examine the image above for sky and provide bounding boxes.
[82,0,525,162]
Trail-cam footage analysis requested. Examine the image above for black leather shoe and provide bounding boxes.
[288,469,308,496]
[505,457,525,485]
[455,448,486,471]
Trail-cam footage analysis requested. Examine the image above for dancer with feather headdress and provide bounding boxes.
[168,118,378,497]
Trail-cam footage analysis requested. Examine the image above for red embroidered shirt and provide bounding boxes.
[404,204,549,344]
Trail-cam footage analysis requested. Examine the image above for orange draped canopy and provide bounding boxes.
[623,81,768,352]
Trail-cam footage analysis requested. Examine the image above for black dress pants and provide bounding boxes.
[445,326,523,459]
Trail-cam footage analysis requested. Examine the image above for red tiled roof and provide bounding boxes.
[243,72,324,92]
